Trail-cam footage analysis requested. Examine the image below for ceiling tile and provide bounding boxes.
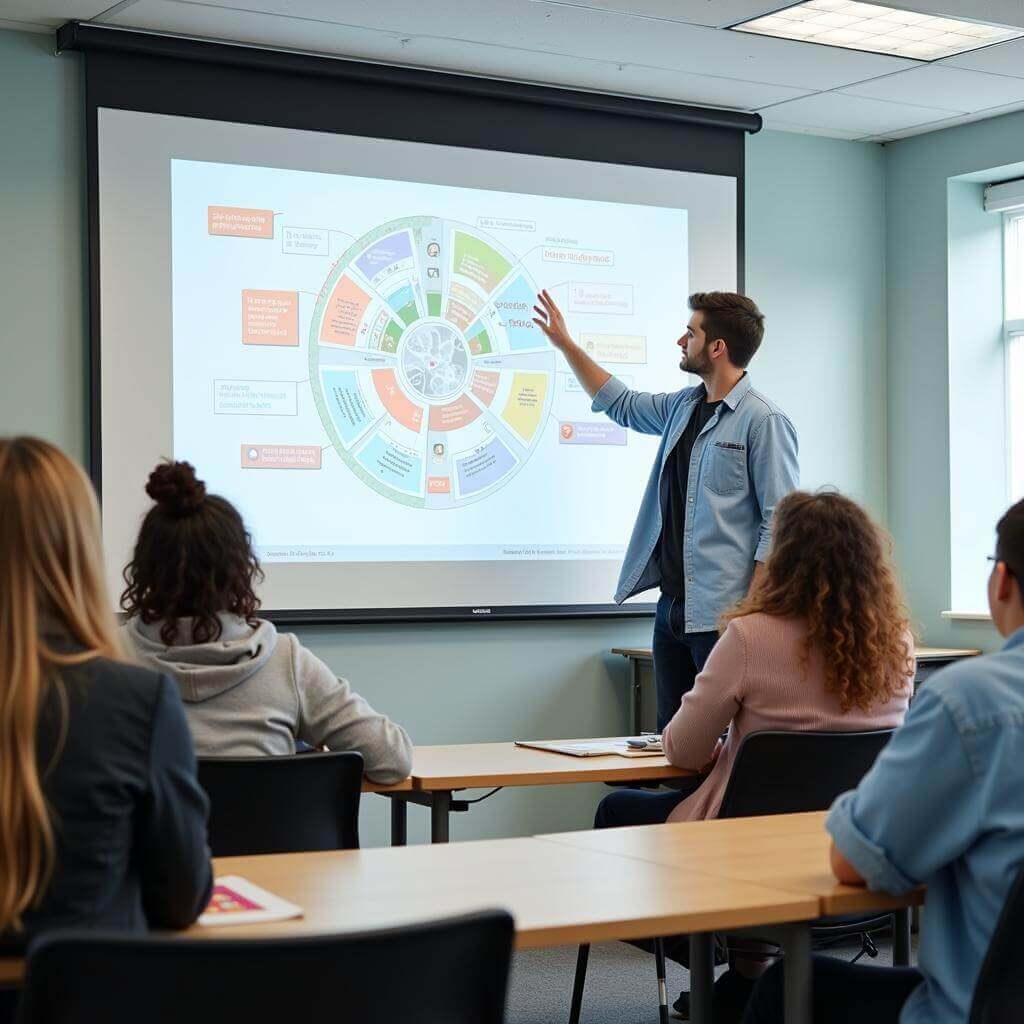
[0,17,50,31]
[870,98,1024,139]
[114,0,918,93]
[841,65,1024,113]
[879,1,1024,31]
[760,118,870,140]
[530,1,786,29]
[0,2,114,28]
[942,36,1024,77]
[760,91,961,134]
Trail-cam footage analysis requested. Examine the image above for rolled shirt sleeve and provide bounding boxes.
[826,687,980,895]
[748,411,799,563]
[591,376,676,436]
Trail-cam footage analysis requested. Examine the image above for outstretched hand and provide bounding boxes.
[533,290,574,351]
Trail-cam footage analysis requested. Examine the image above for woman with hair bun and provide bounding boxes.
[121,460,412,783]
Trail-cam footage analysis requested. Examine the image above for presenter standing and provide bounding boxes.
[534,290,799,729]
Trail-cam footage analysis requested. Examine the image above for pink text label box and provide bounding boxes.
[241,444,322,469]
[558,421,628,446]
[208,206,275,239]
[242,290,299,346]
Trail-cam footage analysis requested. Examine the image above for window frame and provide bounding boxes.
[1004,211,1024,505]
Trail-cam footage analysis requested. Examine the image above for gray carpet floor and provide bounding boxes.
[506,934,911,1023]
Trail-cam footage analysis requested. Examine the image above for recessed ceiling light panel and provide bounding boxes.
[732,1,1024,60]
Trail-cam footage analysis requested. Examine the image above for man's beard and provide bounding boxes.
[680,348,711,376]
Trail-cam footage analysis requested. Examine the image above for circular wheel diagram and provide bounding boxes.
[309,216,556,508]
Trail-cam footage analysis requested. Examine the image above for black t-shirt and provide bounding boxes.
[657,397,722,600]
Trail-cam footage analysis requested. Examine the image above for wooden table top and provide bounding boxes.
[612,645,979,663]
[190,837,816,950]
[404,741,692,790]
[536,811,923,917]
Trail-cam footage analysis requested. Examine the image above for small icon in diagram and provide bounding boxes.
[560,423,575,441]
[432,442,445,460]
[427,266,440,279]
[426,242,440,257]
[247,447,260,461]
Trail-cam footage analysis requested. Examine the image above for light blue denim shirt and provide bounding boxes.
[827,626,1024,1024]
[591,374,799,631]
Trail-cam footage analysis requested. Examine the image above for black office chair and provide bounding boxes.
[19,911,514,1024]
[569,729,899,1024]
[197,751,363,856]
[717,729,908,963]
[969,863,1024,1024]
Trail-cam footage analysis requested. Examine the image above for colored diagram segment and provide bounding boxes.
[309,215,556,509]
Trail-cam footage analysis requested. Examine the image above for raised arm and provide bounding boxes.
[533,289,611,398]
[533,289,674,435]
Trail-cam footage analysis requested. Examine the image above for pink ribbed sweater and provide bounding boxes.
[661,613,913,824]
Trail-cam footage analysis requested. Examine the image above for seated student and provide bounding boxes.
[594,490,914,1018]
[0,439,212,1014]
[744,496,1024,1024]
[121,460,413,784]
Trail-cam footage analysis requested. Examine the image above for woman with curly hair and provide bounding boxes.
[120,460,412,784]
[594,490,914,1018]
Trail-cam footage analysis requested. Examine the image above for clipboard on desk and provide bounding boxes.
[514,738,664,758]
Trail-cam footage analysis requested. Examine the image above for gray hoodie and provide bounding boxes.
[123,614,412,784]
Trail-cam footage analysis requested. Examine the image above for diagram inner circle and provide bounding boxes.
[398,320,471,402]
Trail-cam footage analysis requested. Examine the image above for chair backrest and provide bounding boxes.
[717,729,894,820]
[197,751,363,855]
[970,863,1024,1024]
[20,911,514,1024]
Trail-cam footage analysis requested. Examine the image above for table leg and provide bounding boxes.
[780,923,812,1024]
[654,937,669,1024]
[632,659,643,735]
[390,796,407,847]
[893,907,912,966]
[431,790,452,843]
[569,944,589,1024]
[688,932,714,1024]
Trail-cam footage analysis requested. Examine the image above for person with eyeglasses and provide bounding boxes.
[744,496,1024,1024]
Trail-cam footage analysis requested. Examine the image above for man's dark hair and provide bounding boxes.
[996,498,1024,600]
[688,292,765,369]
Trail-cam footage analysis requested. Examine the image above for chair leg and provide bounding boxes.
[655,938,669,1024]
[892,908,912,966]
[569,944,589,1024]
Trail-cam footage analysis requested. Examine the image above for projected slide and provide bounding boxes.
[170,158,688,566]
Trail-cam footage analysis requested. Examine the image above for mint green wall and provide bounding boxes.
[745,130,887,521]
[0,29,86,459]
[1,27,891,846]
[885,111,1024,654]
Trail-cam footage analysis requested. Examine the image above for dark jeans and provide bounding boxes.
[653,593,718,731]
[594,782,704,829]
[743,955,923,1024]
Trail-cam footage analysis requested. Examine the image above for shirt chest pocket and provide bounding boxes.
[704,441,747,496]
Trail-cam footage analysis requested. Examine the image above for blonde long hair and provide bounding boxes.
[0,438,125,934]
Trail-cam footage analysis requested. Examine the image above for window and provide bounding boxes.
[1005,212,1024,504]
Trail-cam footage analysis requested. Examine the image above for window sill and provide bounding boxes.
[941,611,993,622]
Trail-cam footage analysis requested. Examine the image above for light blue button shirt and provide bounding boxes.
[591,374,799,631]
[827,626,1024,1024]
